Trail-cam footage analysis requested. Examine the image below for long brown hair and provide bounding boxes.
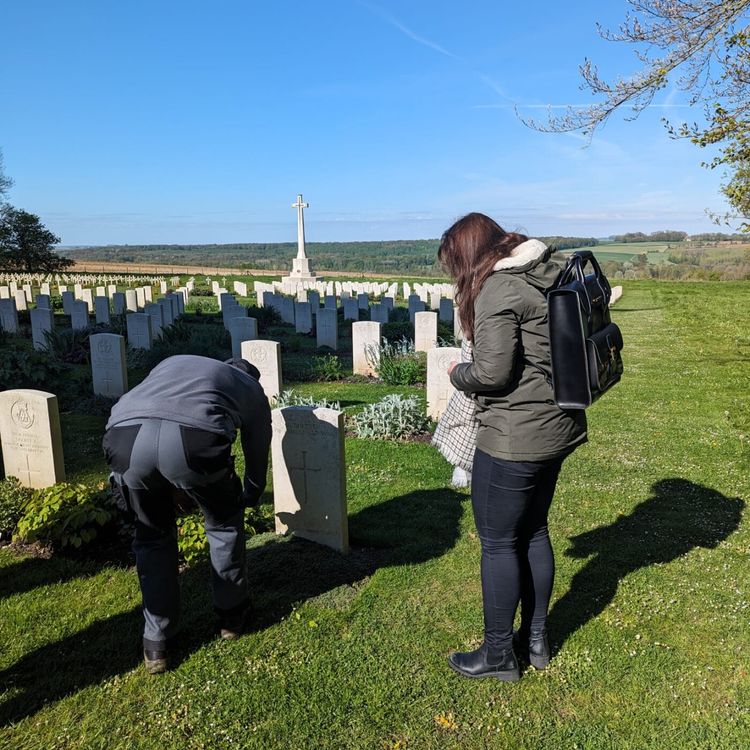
[438,213,528,340]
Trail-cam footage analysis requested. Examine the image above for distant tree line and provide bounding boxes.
[609,230,689,243]
[65,236,600,276]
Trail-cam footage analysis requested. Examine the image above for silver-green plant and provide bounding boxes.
[272,389,340,410]
[367,337,426,386]
[352,394,429,440]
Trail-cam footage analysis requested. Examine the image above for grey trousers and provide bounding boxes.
[103,418,249,649]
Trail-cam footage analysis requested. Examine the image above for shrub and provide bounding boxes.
[0,342,69,390]
[0,477,34,540]
[368,337,426,385]
[352,394,429,440]
[134,323,232,369]
[273,389,341,410]
[44,327,92,364]
[14,482,117,550]
[310,354,344,381]
[382,321,413,343]
[246,305,282,334]
[177,505,274,565]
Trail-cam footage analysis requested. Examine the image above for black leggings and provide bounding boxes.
[471,448,564,658]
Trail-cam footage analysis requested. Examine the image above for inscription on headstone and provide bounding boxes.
[0,389,65,488]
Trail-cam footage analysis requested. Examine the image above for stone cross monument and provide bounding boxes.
[283,194,321,283]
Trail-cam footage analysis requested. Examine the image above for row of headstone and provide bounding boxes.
[0,389,350,554]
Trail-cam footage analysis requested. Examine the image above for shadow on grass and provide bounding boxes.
[0,554,117,601]
[548,478,744,651]
[0,487,462,726]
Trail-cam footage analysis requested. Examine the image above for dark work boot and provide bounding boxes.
[143,648,169,675]
[447,644,520,682]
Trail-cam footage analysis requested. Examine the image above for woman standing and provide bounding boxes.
[440,213,587,682]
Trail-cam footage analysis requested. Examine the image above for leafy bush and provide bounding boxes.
[177,505,274,566]
[310,354,344,381]
[382,321,412,343]
[14,482,117,550]
[44,326,92,364]
[0,341,69,390]
[273,389,341,410]
[133,322,232,369]
[246,305,281,334]
[352,394,429,440]
[0,477,35,540]
[368,337,426,385]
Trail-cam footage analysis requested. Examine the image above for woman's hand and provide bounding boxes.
[447,360,458,375]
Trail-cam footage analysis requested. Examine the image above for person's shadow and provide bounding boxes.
[0,485,462,726]
[548,478,744,650]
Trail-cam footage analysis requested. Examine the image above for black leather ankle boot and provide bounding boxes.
[447,644,520,682]
[513,629,551,670]
[528,631,550,669]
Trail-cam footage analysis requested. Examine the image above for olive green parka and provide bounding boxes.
[449,239,587,461]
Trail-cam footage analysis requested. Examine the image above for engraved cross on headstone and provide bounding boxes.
[17,454,42,486]
[288,450,321,506]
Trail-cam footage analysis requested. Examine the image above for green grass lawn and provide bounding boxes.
[1,281,748,749]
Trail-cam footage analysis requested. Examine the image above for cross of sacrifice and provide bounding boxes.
[288,450,321,506]
[292,194,309,260]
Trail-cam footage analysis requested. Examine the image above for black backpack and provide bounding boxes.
[547,251,624,409]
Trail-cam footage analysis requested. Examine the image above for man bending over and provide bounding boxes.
[103,355,272,674]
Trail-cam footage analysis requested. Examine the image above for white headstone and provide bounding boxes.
[90,333,128,398]
[438,298,454,322]
[125,289,138,312]
[272,406,348,553]
[426,347,461,420]
[14,289,27,312]
[144,303,164,339]
[112,292,126,315]
[295,302,313,334]
[0,299,19,333]
[61,290,75,315]
[280,298,295,325]
[316,308,338,350]
[126,312,152,350]
[453,308,464,341]
[408,294,425,323]
[35,294,51,309]
[370,303,389,324]
[158,297,174,326]
[352,321,381,376]
[95,296,111,325]
[71,300,90,330]
[0,389,65,488]
[414,311,438,352]
[343,298,359,321]
[30,307,54,351]
[229,317,258,359]
[241,340,282,400]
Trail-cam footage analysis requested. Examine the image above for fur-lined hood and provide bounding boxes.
[490,238,561,293]
[492,239,548,270]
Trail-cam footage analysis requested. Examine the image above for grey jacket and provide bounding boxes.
[449,240,587,461]
[107,355,272,501]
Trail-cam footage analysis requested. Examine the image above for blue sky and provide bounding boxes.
[0,0,728,245]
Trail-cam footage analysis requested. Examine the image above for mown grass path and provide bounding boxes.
[0,281,748,749]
